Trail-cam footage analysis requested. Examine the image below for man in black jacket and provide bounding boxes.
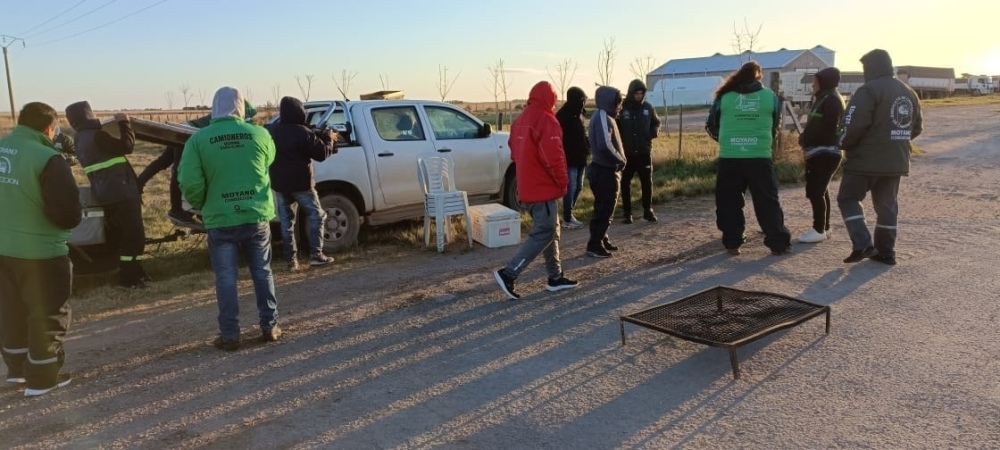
[797,67,845,244]
[266,97,337,270]
[837,49,923,265]
[66,101,149,288]
[617,79,661,223]
[556,87,590,229]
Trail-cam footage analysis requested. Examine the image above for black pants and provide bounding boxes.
[620,153,653,215]
[804,153,842,233]
[587,165,621,250]
[136,146,184,214]
[0,255,72,389]
[104,198,148,286]
[715,158,791,252]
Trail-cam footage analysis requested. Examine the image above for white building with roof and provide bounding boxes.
[646,45,835,99]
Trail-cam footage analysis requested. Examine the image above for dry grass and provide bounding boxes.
[922,94,1000,108]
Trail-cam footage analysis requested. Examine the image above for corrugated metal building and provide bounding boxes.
[647,45,834,95]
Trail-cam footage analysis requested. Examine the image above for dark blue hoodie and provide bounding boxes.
[266,97,336,193]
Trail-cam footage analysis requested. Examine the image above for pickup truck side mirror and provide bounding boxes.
[478,122,493,138]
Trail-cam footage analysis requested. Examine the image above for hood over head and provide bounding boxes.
[626,79,647,104]
[594,86,623,116]
[527,81,558,111]
[65,101,101,131]
[278,97,306,125]
[814,67,841,90]
[559,86,587,115]
[861,49,894,82]
[211,87,245,120]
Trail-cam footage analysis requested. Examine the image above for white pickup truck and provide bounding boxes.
[71,98,518,262]
[281,99,517,251]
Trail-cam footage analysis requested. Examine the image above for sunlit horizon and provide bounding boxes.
[1,0,997,112]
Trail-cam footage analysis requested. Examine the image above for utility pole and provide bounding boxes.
[1,35,25,122]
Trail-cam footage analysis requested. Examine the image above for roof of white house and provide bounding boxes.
[650,45,834,76]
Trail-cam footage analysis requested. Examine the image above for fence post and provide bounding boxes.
[677,105,683,159]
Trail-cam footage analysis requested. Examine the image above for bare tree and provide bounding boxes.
[379,73,390,91]
[486,58,514,111]
[165,91,175,110]
[179,83,194,108]
[332,69,358,100]
[243,86,254,106]
[197,88,207,107]
[271,84,281,108]
[547,58,579,99]
[437,65,461,102]
[732,19,763,64]
[597,37,617,86]
[629,54,658,81]
[295,75,314,102]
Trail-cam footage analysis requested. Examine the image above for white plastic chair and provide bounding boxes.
[417,155,473,253]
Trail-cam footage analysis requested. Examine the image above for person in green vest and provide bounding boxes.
[178,87,280,351]
[0,102,82,397]
[705,60,792,256]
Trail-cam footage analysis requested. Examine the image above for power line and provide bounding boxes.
[25,0,118,40]
[17,0,88,36]
[33,0,170,48]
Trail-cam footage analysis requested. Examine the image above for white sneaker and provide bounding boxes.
[797,229,827,243]
[562,218,584,229]
[24,375,72,397]
[825,229,833,239]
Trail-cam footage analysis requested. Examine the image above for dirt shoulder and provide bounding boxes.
[1,104,998,449]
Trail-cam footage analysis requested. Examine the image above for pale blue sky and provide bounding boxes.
[1,0,997,112]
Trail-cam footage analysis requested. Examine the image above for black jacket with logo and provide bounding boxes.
[616,79,660,156]
[840,50,923,176]
[66,101,138,205]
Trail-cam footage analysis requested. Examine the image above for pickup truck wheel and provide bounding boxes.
[320,193,360,252]
[502,172,519,208]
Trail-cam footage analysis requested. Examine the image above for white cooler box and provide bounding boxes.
[469,203,521,248]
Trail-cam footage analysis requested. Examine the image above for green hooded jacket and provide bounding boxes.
[178,88,275,229]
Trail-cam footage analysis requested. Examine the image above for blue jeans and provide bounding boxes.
[275,189,327,261]
[562,165,586,221]
[207,222,278,340]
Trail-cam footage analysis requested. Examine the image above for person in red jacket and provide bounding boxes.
[493,81,579,300]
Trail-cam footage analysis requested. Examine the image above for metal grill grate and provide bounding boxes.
[620,286,830,379]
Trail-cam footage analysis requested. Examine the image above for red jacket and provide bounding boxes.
[508,81,569,203]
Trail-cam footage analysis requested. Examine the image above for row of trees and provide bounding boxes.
[162,22,763,109]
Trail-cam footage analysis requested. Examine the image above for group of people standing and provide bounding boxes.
[0,87,337,395]
[495,48,922,299]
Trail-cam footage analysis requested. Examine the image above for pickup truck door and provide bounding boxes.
[366,105,437,207]
[420,105,502,195]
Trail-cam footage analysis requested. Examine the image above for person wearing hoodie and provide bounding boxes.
[137,100,258,229]
[493,81,578,300]
[266,96,337,271]
[555,86,590,229]
[65,101,150,288]
[617,79,661,223]
[837,49,922,265]
[705,61,792,256]
[586,85,627,258]
[0,102,81,397]
[797,67,846,244]
[178,87,280,351]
